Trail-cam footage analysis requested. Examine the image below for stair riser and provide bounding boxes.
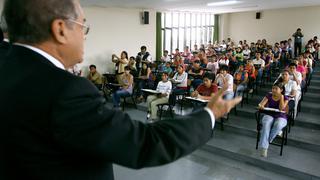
[201,145,318,180]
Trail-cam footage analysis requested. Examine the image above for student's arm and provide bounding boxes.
[119,58,128,64]
[191,90,199,98]
[279,95,288,111]
[112,54,119,63]
[242,72,249,84]
[258,97,268,109]
[91,73,99,82]
[198,69,204,76]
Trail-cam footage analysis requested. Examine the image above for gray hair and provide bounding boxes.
[3,0,79,44]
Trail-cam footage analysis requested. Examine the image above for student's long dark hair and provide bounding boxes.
[140,63,149,76]
[273,82,286,95]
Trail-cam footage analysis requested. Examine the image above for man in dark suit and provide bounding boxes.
[0,0,241,180]
[0,13,10,67]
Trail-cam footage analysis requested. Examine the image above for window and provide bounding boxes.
[161,12,214,54]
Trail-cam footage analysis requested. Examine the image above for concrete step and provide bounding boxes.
[294,112,320,129]
[309,79,320,86]
[202,130,320,180]
[305,85,320,93]
[300,101,320,114]
[302,92,320,103]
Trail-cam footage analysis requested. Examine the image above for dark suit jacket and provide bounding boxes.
[0,45,213,180]
[0,41,10,67]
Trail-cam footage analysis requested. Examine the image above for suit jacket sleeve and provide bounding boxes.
[51,78,213,169]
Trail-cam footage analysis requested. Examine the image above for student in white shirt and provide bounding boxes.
[161,50,171,63]
[206,56,219,74]
[287,63,302,118]
[243,45,251,60]
[218,54,229,66]
[252,52,265,83]
[215,65,234,100]
[146,72,172,122]
[172,65,188,91]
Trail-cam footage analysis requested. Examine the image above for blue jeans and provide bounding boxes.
[112,89,131,107]
[259,115,287,149]
[257,69,263,84]
[236,84,246,97]
[223,91,234,100]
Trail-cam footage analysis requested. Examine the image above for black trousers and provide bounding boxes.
[294,42,302,58]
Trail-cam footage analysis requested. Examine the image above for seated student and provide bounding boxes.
[128,56,138,77]
[206,55,219,74]
[234,64,248,97]
[188,60,204,90]
[172,65,188,95]
[136,63,153,102]
[276,70,297,111]
[161,50,171,63]
[172,54,184,70]
[87,64,103,90]
[182,46,192,62]
[191,72,218,100]
[277,70,297,98]
[296,56,307,81]
[252,52,265,84]
[172,48,181,60]
[235,47,244,65]
[199,48,208,68]
[162,61,173,76]
[258,82,289,157]
[304,50,314,81]
[112,66,134,109]
[218,54,229,66]
[287,63,302,118]
[243,45,251,61]
[190,51,200,64]
[245,59,256,93]
[215,65,234,100]
[287,63,302,90]
[146,72,172,122]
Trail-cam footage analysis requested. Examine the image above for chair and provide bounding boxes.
[156,93,175,120]
[121,85,137,111]
[255,110,288,156]
[287,96,300,132]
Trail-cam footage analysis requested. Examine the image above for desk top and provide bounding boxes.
[258,107,286,113]
[107,83,121,87]
[142,89,161,94]
[185,96,209,103]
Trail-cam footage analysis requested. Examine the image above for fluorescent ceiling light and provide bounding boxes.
[207,0,239,6]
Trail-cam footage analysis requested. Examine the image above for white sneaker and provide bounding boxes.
[278,130,283,137]
[260,148,268,157]
[146,113,150,120]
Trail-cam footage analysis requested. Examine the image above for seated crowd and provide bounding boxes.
[82,35,318,130]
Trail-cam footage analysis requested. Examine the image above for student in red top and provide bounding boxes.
[191,72,218,100]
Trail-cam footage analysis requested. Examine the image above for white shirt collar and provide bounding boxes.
[14,43,65,70]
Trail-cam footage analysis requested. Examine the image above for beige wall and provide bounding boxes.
[221,5,320,46]
[82,6,156,75]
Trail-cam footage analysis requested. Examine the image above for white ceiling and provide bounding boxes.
[80,0,320,14]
